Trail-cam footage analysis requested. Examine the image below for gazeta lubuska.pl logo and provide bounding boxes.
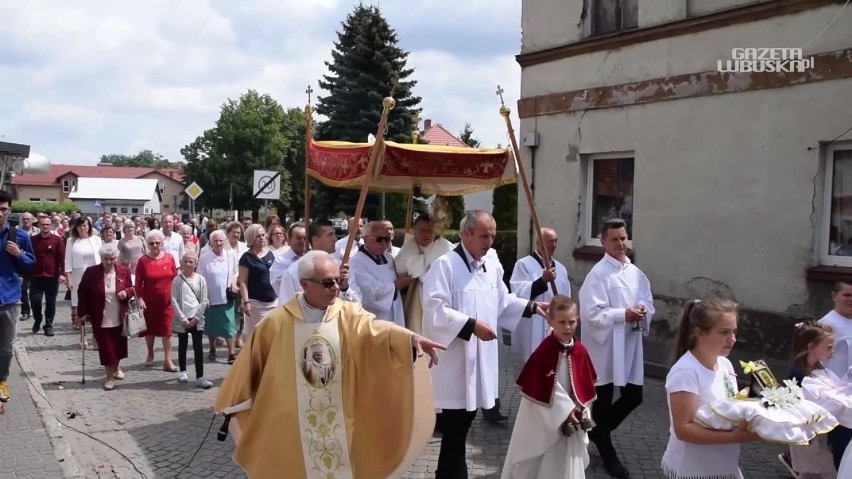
[717,48,815,73]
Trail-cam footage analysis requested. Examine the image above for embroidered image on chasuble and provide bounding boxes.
[214,294,435,479]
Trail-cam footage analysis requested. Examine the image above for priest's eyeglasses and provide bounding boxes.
[306,277,342,289]
[368,235,391,243]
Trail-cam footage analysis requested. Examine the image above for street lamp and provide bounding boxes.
[0,141,51,192]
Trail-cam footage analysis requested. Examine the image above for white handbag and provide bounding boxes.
[122,297,147,337]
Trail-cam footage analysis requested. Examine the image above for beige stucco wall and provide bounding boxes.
[517,4,852,315]
[138,172,184,214]
[14,185,61,202]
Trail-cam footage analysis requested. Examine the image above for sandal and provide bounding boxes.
[208,350,217,361]
[227,354,236,364]
[163,365,178,373]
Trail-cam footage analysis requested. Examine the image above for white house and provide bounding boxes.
[68,177,162,217]
[516,0,852,373]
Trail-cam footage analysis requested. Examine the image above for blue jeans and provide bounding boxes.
[0,303,20,381]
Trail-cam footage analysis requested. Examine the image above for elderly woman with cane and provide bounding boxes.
[76,245,134,390]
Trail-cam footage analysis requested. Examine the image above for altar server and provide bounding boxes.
[349,221,409,327]
[578,217,654,479]
[510,227,571,361]
[333,216,364,261]
[394,213,454,333]
[421,210,547,479]
[277,219,360,304]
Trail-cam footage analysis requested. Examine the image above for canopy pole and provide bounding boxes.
[341,83,397,265]
[405,112,421,235]
[497,85,557,295]
[304,85,314,225]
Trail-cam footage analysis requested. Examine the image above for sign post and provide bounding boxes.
[253,170,281,221]
[184,182,204,220]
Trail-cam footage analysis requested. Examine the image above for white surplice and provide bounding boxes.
[394,234,455,279]
[578,253,654,387]
[421,244,530,411]
[333,236,363,262]
[510,252,571,361]
[501,350,590,479]
[349,247,405,327]
[271,248,302,305]
[277,257,362,306]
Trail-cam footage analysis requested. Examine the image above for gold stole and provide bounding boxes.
[293,313,354,479]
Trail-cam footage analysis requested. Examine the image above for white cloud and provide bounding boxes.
[0,0,523,166]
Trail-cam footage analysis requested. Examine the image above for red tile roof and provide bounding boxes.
[422,124,469,148]
[13,164,184,186]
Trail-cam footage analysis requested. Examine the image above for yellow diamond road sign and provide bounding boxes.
[185,182,204,200]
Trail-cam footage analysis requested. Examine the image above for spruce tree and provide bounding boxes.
[314,4,422,223]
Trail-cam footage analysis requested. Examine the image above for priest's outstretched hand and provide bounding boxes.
[410,333,447,368]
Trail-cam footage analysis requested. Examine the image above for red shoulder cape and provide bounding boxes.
[515,334,597,407]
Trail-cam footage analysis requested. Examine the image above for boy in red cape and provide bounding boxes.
[502,295,597,479]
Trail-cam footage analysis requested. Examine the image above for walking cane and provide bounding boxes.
[80,319,86,385]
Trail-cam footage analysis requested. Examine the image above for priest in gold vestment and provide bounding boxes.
[215,250,445,479]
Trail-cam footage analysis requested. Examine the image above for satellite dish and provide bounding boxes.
[22,152,50,175]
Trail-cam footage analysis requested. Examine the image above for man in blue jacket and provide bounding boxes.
[0,190,35,403]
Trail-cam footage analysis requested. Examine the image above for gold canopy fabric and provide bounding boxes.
[306,139,517,195]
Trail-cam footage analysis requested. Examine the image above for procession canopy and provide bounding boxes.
[306,138,517,196]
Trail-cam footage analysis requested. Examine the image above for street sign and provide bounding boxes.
[93,200,101,208]
[185,182,204,200]
[253,170,281,200]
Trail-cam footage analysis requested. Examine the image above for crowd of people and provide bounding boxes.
[2,190,852,478]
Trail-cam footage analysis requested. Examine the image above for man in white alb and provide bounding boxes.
[578,217,654,479]
[269,223,307,299]
[333,216,364,261]
[510,227,571,361]
[160,214,184,268]
[394,213,454,334]
[381,219,401,257]
[818,280,852,470]
[421,210,548,479]
[277,219,360,305]
[349,221,409,327]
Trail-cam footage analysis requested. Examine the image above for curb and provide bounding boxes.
[14,343,86,479]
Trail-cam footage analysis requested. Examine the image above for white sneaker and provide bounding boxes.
[196,378,213,389]
[177,371,189,383]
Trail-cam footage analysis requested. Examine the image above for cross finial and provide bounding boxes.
[306,85,314,104]
[496,85,506,106]
[411,112,420,129]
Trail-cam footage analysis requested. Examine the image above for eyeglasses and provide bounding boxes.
[370,236,390,243]
[147,241,162,245]
[306,277,342,289]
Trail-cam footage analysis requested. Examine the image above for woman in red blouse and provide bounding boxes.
[136,230,178,371]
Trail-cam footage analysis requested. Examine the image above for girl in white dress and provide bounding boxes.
[787,322,839,479]
[661,298,760,479]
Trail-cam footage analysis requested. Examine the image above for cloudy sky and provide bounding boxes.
[0,0,523,166]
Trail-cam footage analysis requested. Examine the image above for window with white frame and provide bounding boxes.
[584,152,635,246]
[62,179,71,193]
[821,142,852,266]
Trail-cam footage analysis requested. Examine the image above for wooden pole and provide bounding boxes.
[304,85,314,225]
[341,88,397,265]
[405,113,420,234]
[497,85,557,295]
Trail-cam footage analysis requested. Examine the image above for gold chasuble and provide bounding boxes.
[214,294,435,479]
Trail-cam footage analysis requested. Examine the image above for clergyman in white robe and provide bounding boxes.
[395,222,454,334]
[349,245,405,327]
[421,237,538,477]
[510,251,571,360]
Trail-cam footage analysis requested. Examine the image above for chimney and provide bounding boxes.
[424,119,432,130]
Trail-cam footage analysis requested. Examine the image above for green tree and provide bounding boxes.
[312,3,422,224]
[181,90,299,218]
[492,138,518,231]
[99,150,180,168]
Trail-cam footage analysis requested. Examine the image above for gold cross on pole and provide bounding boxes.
[411,112,420,129]
[496,85,506,107]
[306,85,314,104]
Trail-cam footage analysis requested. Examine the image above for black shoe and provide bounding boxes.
[20,314,29,321]
[31,321,41,334]
[43,327,54,337]
[603,457,630,479]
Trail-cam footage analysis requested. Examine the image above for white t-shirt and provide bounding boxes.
[819,309,852,378]
[661,351,742,479]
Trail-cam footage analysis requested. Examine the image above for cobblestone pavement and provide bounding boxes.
[12,294,790,478]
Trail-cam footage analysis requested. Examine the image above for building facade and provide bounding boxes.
[516,0,852,373]
[13,164,185,213]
